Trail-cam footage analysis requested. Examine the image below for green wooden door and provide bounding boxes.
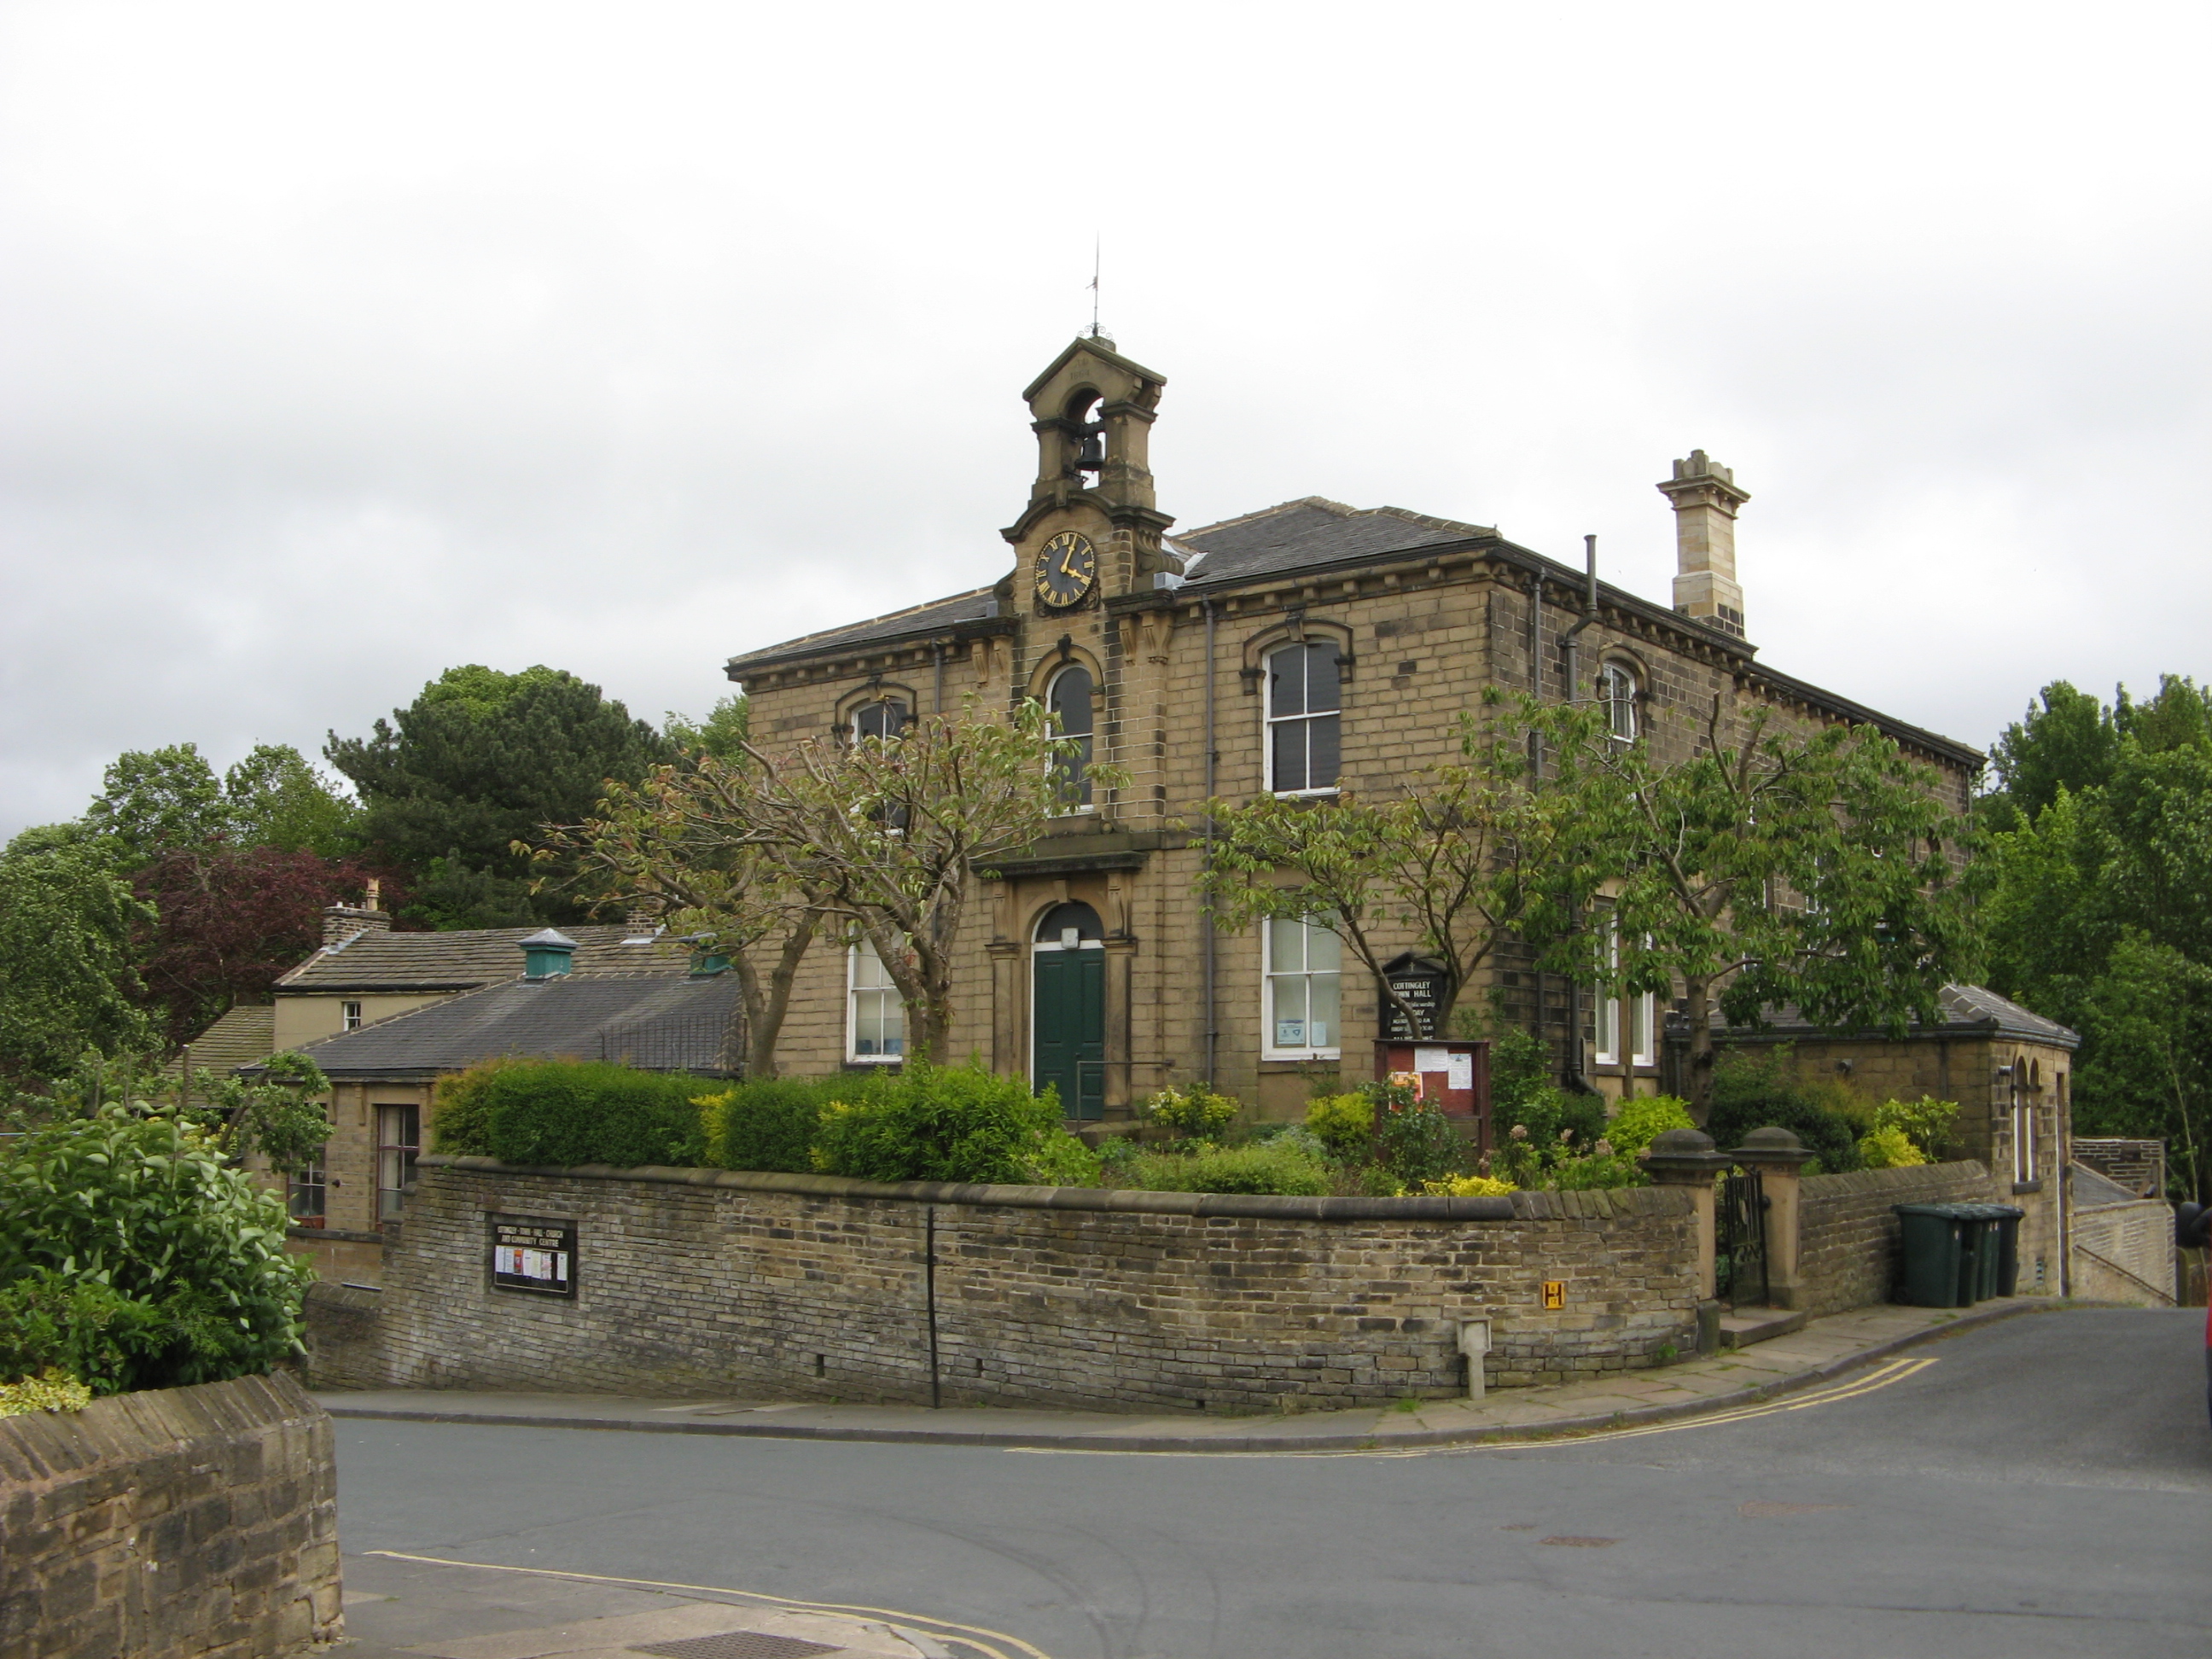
[1033,946,1105,1121]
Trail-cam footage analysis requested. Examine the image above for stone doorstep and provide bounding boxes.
[1716,1307,1810,1349]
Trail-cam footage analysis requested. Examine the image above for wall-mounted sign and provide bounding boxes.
[1540,1280,1567,1310]
[490,1216,576,1297]
[1381,958,1446,1040]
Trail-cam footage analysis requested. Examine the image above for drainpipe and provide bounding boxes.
[1558,536,1600,1091]
[1202,597,1220,1085]
[932,641,945,716]
[1528,571,1546,1069]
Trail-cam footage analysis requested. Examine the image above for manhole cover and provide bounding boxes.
[632,1633,846,1659]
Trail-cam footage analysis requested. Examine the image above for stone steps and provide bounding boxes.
[1718,1306,1809,1348]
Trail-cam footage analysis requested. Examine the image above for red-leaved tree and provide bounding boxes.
[132,846,404,1047]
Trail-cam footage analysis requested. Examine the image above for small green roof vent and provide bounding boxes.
[519,928,579,980]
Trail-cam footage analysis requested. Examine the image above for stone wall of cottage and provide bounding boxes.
[310,1157,1705,1409]
[0,1372,342,1659]
[1796,1160,2005,1318]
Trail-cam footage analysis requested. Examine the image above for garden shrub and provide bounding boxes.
[1423,1173,1517,1196]
[430,1055,537,1155]
[1144,1083,1240,1139]
[0,1370,90,1418]
[1858,1125,1926,1169]
[1871,1095,1960,1161]
[1125,1141,1330,1196]
[1546,1150,1650,1190]
[810,1062,1063,1185]
[1707,1047,1863,1173]
[1020,1126,1103,1187]
[698,1075,879,1173]
[1606,1094,1696,1158]
[1304,1092,1374,1161]
[0,1109,311,1393]
[1368,1080,1464,1188]
[479,1060,713,1168]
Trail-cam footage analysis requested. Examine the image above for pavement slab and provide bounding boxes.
[319,1296,2064,1454]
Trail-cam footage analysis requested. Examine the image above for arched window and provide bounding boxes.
[1033,901,1103,948]
[852,697,909,742]
[1600,661,1639,742]
[1266,641,1342,794]
[1046,664,1094,810]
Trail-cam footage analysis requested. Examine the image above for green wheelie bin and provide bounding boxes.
[1975,1203,2027,1296]
[1895,1202,1979,1307]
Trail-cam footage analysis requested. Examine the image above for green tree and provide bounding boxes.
[326,665,671,928]
[1499,693,1972,1118]
[83,744,229,862]
[0,841,154,1079]
[2115,673,2212,756]
[1198,757,1547,1039]
[1982,725,2212,1197]
[665,695,750,761]
[220,744,359,855]
[1981,682,2119,828]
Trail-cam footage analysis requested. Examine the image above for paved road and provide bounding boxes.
[335,1307,2209,1659]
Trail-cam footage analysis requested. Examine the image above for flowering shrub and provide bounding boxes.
[1145,1084,1241,1139]
[1367,1080,1464,1188]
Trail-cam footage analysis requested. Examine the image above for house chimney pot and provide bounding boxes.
[321,900,393,950]
[1657,451,1750,638]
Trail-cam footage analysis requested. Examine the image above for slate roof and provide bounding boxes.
[1172,498,1493,589]
[275,972,746,1080]
[1719,984,2081,1049]
[725,586,1004,673]
[277,923,693,994]
[165,1004,276,1077]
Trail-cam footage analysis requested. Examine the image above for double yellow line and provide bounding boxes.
[362,1551,1050,1659]
[1540,1355,1940,1445]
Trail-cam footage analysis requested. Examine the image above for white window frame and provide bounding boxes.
[341,999,364,1031]
[846,939,907,1064]
[1044,662,1096,815]
[2013,1059,2039,1185]
[850,696,911,742]
[1601,661,1639,742]
[1262,916,1342,1061]
[1264,641,1343,797]
[1593,920,1657,1070]
[375,1103,419,1223]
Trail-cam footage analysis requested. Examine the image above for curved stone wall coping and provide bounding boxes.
[418,1153,1690,1223]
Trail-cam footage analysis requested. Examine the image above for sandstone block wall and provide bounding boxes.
[1796,1161,2001,1318]
[0,1371,341,1659]
[2071,1197,2178,1306]
[317,1157,1703,1409]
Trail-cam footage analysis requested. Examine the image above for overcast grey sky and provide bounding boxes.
[3,2,2206,835]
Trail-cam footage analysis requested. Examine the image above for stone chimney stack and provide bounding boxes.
[321,896,393,949]
[1657,451,1750,639]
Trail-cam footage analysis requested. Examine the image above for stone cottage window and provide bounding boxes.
[1267,641,1342,794]
[375,1103,419,1222]
[847,939,906,1062]
[1592,920,1656,1070]
[1264,916,1342,1059]
[1601,661,1639,742]
[1046,663,1094,811]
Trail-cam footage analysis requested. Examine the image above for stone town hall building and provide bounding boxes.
[725,335,1982,1123]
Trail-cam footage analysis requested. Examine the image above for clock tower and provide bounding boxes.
[1001,335,1179,611]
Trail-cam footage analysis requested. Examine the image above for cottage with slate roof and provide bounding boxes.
[725,334,1988,1131]
[257,905,701,1283]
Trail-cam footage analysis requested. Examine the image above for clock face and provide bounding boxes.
[1034,532,1098,609]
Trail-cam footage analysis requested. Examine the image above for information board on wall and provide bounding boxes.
[1382,972,1442,1039]
[489,1216,577,1297]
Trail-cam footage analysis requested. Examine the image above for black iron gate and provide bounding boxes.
[1717,1165,1770,1307]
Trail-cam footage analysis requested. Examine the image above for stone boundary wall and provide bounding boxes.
[1797,1161,2000,1318]
[0,1371,341,1659]
[2071,1197,2178,1306]
[315,1155,1704,1410]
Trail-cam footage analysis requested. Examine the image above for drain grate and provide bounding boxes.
[631,1633,846,1659]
